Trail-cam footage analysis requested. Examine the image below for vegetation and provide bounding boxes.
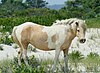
[0,16,100,33]
[0,52,100,73]
[0,55,45,73]
[0,0,99,33]
[69,51,84,72]
[83,52,100,72]
[64,0,100,19]
[0,0,99,18]
[86,17,100,28]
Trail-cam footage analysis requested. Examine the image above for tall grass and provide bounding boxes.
[0,51,100,73]
[86,17,100,28]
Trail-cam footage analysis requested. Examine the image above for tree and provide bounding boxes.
[82,0,100,18]
[25,0,48,8]
[0,0,27,17]
[0,0,48,17]
[0,0,26,10]
[64,0,100,18]
[63,0,85,18]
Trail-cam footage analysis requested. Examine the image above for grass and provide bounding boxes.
[0,51,100,73]
[86,17,100,28]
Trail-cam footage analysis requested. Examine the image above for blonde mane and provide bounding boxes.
[53,18,82,25]
[53,18,87,31]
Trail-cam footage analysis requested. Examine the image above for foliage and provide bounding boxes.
[0,0,26,14]
[0,0,48,18]
[0,0,100,19]
[68,51,84,72]
[87,52,99,58]
[12,8,60,18]
[86,17,100,28]
[0,15,100,33]
[0,32,13,45]
[0,52,100,72]
[64,0,100,19]
[83,52,100,72]
[0,7,58,18]
[0,14,60,33]
[69,51,84,63]
[25,0,48,8]
[0,55,46,73]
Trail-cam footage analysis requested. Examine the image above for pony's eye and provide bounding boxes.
[77,30,80,32]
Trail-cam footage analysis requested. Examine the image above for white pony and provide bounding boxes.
[12,18,87,73]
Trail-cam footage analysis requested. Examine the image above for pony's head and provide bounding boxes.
[68,18,87,43]
[53,18,87,43]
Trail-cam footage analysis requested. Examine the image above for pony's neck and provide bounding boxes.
[68,29,76,40]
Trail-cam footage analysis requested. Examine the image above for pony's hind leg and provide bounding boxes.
[21,43,29,66]
[18,48,22,66]
[18,42,29,66]
[22,48,29,66]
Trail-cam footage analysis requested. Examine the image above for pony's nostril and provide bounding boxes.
[80,39,86,43]
[84,39,86,42]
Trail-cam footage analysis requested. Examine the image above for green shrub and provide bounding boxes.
[68,51,84,72]
[0,15,58,33]
[0,32,13,45]
[86,17,100,28]
[69,51,84,63]
[83,52,100,72]
[0,55,46,73]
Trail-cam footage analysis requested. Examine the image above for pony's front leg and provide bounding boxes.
[52,48,61,72]
[63,49,69,73]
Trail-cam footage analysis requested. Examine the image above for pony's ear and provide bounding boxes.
[75,22,79,26]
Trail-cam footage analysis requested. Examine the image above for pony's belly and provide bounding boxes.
[30,41,54,51]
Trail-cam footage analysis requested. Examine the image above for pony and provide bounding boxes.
[12,18,87,73]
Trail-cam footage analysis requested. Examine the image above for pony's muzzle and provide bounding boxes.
[80,39,86,43]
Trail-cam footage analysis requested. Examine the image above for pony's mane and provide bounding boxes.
[53,18,80,26]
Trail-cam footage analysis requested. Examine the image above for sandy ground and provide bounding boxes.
[0,28,100,61]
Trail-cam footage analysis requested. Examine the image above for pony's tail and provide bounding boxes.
[11,26,19,44]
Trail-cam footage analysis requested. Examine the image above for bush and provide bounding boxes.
[68,51,84,73]
[86,17,100,28]
[0,15,58,33]
[0,32,13,45]
[83,52,100,72]
[69,51,84,63]
[0,55,46,73]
